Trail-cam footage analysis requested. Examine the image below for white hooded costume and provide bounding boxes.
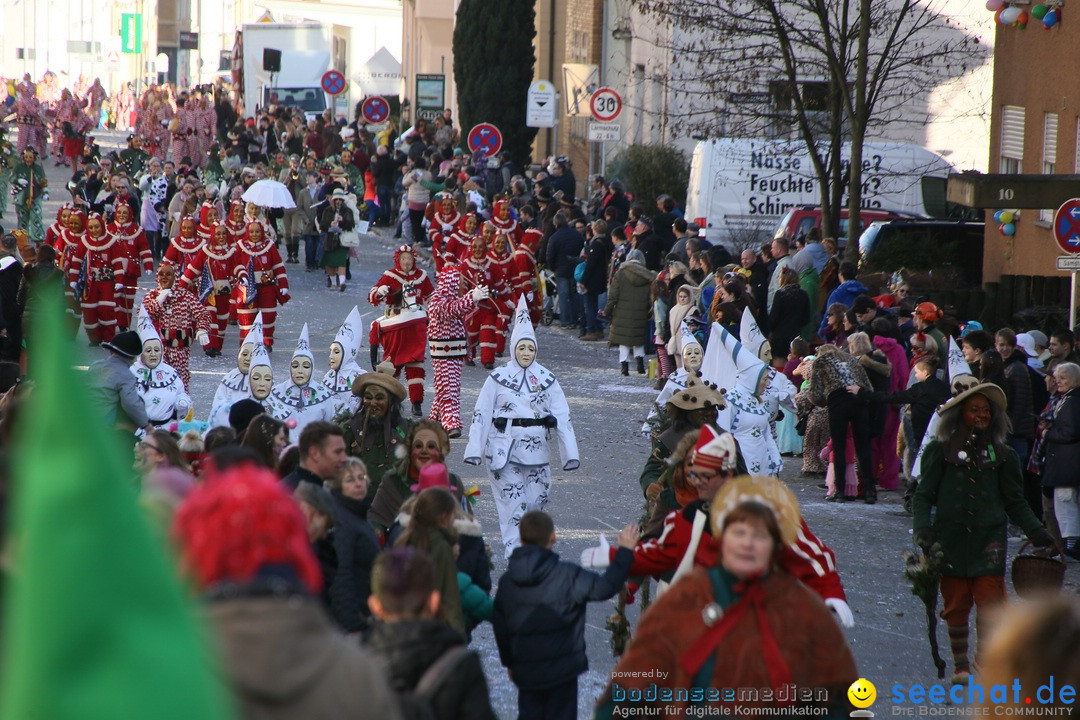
[702,322,784,476]
[322,305,367,416]
[739,307,798,449]
[464,296,580,557]
[208,312,264,427]
[910,335,975,479]
[268,323,336,441]
[642,322,702,433]
[132,306,192,429]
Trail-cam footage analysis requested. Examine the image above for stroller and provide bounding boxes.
[540,268,557,326]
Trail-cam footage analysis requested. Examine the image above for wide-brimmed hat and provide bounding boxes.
[666,372,728,413]
[352,361,406,401]
[331,188,348,200]
[710,474,802,546]
[937,380,1007,416]
[535,186,554,203]
[102,330,142,359]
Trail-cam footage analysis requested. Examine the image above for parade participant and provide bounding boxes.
[643,323,703,434]
[368,244,434,417]
[194,201,219,245]
[267,323,336,441]
[68,211,124,345]
[236,219,289,349]
[465,298,580,557]
[11,146,47,243]
[85,78,107,127]
[90,329,152,442]
[222,199,246,242]
[489,198,522,246]
[341,362,410,502]
[132,306,192,431]
[182,221,249,357]
[194,91,217,169]
[427,192,461,272]
[441,211,480,270]
[109,202,153,331]
[0,125,14,220]
[594,482,857,718]
[487,233,515,358]
[162,215,203,272]
[171,97,197,166]
[118,134,149,177]
[14,76,47,156]
[141,261,211,391]
[427,263,488,438]
[323,306,366,416]
[53,207,86,331]
[461,233,503,369]
[512,209,544,327]
[914,381,1054,686]
[247,341,275,412]
[44,204,72,254]
[318,188,355,292]
[53,89,89,169]
[208,313,264,427]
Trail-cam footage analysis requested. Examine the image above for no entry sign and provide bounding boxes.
[361,96,389,124]
[1054,198,1080,254]
[467,123,502,156]
[321,70,346,96]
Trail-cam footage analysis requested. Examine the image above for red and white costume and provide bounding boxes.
[223,201,247,243]
[14,79,47,156]
[426,263,478,433]
[68,212,124,344]
[621,500,846,604]
[193,96,216,168]
[171,101,198,165]
[45,205,72,253]
[486,239,516,357]
[108,204,153,331]
[439,213,480,272]
[368,245,435,408]
[194,202,219,246]
[236,221,289,348]
[162,216,203,273]
[141,279,212,391]
[182,222,249,353]
[489,199,523,247]
[461,248,506,366]
[53,209,86,331]
[52,90,89,161]
[513,226,544,327]
[426,194,461,273]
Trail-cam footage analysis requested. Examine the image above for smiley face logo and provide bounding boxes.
[848,678,877,709]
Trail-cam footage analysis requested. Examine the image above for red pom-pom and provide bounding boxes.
[285,418,298,430]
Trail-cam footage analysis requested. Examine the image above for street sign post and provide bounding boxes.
[467,123,502,157]
[589,87,622,122]
[415,74,445,122]
[361,96,389,124]
[526,80,557,128]
[1053,198,1080,328]
[321,70,346,96]
[120,13,142,54]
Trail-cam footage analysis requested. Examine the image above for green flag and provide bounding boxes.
[0,294,234,720]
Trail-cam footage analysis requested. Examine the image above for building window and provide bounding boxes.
[1000,105,1025,174]
[1041,112,1058,222]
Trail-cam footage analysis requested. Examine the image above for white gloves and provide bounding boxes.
[825,598,855,628]
[470,286,490,302]
[442,224,453,233]
[156,289,171,303]
[196,330,210,346]
[376,285,390,298]
[17,179,27,187]
[114,283,125,292]
[69,281,78,290]
[144,269,154,277]
[280,288,289,296]
[580,535,611,568]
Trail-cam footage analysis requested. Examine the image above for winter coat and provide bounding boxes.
[914,439,1043,576]
[580,235,610,295]
[1003,352,1036,440]
[767,284,810,356]
[204,592,403,720]
[860,376,950,448]
[545,225,586,278]
[807,346,871,408]
[604,260,656,348]
[17,261,64,332]
[1043,387,1080,488]
[367,619,498,720]
[858,349,892,438]
[817,279,869,337]
[328,491,380,633]
[635,232,663,271]
[399,525,465,636]
[493,543,633,690]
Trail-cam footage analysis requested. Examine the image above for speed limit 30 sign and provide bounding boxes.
[590,87,622,122]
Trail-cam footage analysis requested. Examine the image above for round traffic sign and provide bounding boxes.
[467,123,502,157]
[590,87,622,122]
[1054,198,1080,254]
[361,96,389,124]
[321,70,346,96]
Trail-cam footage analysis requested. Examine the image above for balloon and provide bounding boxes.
[1044,9,1058,27]
[1031,4,1049,19]
[1017,11,1029,23]
[286,418,298,429]
[1002,222,1016,236]
[1000,6,1022,23]
[994,210,1004,223]
[995,8,1005,23]
[986,0,1005,9]
[1000,211,1014,224]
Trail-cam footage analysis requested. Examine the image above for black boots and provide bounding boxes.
[620,361,629,376]
[636,357,646,375]
[864,482,878,505]
[411,401,423,417]
[369,346,380,370]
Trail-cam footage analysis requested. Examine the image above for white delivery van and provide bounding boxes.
[684,139,954,247]
[241,23,335,122]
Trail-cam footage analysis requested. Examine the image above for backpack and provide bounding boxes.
[394,645,471,720]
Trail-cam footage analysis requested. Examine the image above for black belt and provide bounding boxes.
[493,416,557,431]
[149,412,178,427]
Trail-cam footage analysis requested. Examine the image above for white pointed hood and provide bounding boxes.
[250,341,272,373]
[136,306,162,347]
[739,306,771,363]
[679,321,701,352]
[947,335,971,383]
[244,312,265,350]
[333,306,363,361]
[702,322,768,394]
[509,295,536,366]
[292,323,313,363]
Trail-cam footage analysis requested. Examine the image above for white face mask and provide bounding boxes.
[250,366,273,400]
[142,340,163,369]
[515,340,536,368]
[237,344,253,374]
[329,342,344,371]
[291,358,313,386]
[683,345,703,373]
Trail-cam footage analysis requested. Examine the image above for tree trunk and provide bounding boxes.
[845,0,870,261]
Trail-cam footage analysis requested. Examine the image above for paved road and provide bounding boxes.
[41,131,1080,718]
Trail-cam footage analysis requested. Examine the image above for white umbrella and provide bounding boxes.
[241,179,296,209]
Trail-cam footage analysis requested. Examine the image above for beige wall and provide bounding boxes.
[401,0,455,125]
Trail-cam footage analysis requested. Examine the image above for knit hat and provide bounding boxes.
[410,462,452,493]
[710,474,802,546]
[172,463,322,593]
[352,360,407,401]
[690,425,738,472]
[292,323,313,363]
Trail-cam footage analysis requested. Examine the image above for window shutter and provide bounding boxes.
[1044,113,1058,166]
[1001,106,1025,160]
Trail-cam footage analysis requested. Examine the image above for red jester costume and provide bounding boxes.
[182,222,249,356]
[68,212,124,344]
[513,223,544,327]
[461,232,506,369]
[426,193,461,273]
[236,220,289,349]
[368,244,434,416]
[108,202,153,331]
[486,233,516,357]
[489,199,522,246]
[52,207,86,331]
[162,216,203,273]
